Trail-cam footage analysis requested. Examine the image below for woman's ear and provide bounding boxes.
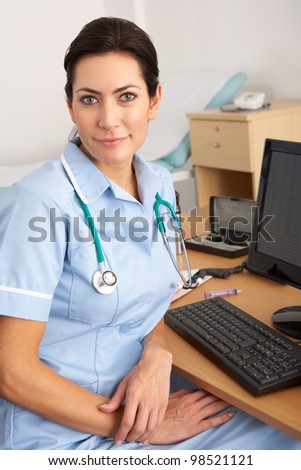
[148,84,162,121]
[66,98,76,123]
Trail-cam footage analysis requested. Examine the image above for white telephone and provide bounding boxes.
[233,92,265,110]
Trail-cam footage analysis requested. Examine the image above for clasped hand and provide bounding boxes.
[99,355,235,445]
[99,347,171,444]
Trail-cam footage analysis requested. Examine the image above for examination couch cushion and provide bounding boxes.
[139,71,247,171]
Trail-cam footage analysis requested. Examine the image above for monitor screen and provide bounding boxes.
[246,138,301,289]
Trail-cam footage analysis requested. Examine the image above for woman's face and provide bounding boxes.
[67,53,161,171]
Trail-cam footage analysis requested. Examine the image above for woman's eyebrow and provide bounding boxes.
[75,84,141,95]
[75,87,101,95]
[113,84,141,94]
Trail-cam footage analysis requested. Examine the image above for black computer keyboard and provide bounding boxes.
[165,297,301,396]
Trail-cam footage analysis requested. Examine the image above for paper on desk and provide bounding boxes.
[171,269,212,302]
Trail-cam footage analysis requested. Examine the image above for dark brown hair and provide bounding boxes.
[64,17,159,100]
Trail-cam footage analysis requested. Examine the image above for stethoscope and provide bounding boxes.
[79,199,117,295]
[60,155,197,295]
[154,192,197,290]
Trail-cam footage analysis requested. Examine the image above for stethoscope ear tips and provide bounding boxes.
[92,270,117,295]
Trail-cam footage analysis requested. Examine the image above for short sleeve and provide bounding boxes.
[0,184,66,321]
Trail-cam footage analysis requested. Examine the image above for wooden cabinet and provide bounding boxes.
[188,100,301,207]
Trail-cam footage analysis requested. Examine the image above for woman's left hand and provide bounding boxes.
[99,343,172,445]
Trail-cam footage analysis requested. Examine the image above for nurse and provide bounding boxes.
[0,17,300,450]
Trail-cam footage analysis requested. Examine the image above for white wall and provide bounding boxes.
[1,0,300,166]
[146,0,301,98]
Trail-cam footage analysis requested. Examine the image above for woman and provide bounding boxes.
[0,17,300,450]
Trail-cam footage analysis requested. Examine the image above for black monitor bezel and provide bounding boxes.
[246,138,301,290]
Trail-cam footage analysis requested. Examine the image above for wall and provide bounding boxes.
[1,0,300,166]
[146,0,301,98]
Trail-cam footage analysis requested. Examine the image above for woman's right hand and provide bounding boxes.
[148,389,236,445]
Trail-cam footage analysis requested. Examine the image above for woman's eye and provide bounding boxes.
[81,96,98,105]
[120,92,136,102]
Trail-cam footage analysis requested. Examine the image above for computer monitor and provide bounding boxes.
[246,138,301,338]
[246,138,301,289]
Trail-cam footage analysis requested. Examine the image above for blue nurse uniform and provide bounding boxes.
[0,140,300,450]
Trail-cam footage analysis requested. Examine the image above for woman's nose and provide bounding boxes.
[97,102,120,129]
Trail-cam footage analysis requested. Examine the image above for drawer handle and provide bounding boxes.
[212,142,221,148]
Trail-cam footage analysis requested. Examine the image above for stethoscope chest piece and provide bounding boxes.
[92,270,117,295]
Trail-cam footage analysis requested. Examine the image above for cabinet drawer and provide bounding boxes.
[190,120,252,172]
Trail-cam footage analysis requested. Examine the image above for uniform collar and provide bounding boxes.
[62,140,110,203]
[61,140,162,205]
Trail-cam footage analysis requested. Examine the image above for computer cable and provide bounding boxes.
[191,263,245,283]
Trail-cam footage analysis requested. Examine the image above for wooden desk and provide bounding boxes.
[165,249,301,441]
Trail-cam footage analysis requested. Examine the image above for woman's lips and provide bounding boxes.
[95,137,128,147]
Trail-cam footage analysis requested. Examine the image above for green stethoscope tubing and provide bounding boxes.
[154,192,181,232]
[154,192,194,289]
[79,198,105,266]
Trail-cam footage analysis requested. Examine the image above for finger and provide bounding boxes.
[198,409,236,432]
[139,405,166,444]
[172,389,209,405]
[136,401,168,444]
[98,381,127,413]
[169,389,195,399]
[138,390,169,444]
[114,402,138,444]
[197,399,233,422]
[195,392,229,408]
[126,406,155,443]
